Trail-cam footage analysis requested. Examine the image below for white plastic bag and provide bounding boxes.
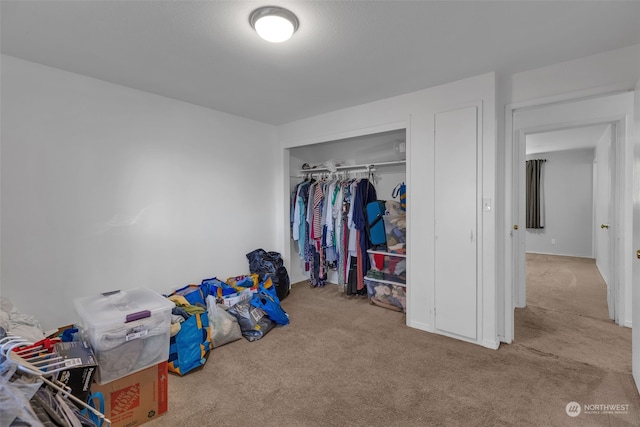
[206,295,242,347]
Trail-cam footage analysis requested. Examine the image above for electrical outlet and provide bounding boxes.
[551,239,556,245]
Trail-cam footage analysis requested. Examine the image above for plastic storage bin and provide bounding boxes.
[365,278,406,312]
[383,215,406,252]
[367,250,406,284]
[73,288,174,384]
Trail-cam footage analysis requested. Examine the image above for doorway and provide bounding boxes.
[521,124,614,320]
[503,91,635,345]
[504,90,636,387]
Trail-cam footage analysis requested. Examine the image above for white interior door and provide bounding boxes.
[606,128,616,319]
[434,106,478,340]
[514,130,527,308]
[594,125,615,318]
[632,78,640,394]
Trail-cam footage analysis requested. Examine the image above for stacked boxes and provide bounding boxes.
[366,250,407,312]
[91,361,168,427]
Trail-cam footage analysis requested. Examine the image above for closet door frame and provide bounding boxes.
[281,120,412,322]
[277,72,497,349]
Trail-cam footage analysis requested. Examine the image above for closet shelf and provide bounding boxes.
[365,276,407,287]
[367,249,406,258]
[299,160,406,174]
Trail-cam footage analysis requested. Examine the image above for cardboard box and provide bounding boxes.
[91,361,168,427]
[54,341,98,407]
[220,287,256,307]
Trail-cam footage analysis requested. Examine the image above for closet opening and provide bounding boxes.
[287,129,407,311]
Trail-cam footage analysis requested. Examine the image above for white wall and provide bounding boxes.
[511,44,640,105]
[1,55,278,331]
[525,148,594,257]
[276,73,497,349]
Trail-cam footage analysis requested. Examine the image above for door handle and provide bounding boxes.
[601,224,609,229]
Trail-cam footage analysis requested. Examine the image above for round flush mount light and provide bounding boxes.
[249,6,299,43]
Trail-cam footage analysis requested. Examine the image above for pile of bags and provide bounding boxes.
[166,249,290,376]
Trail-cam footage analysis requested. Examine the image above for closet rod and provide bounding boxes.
[298,159,405,173]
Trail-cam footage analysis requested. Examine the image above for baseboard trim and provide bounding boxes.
[407,320,432,333]
[526,251,594,259]
[594,261,610,287]
[483,339,500,350]
[624,320,632,328]
[435,329,480,347]
[499,335,513,345]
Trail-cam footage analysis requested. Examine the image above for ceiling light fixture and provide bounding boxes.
[249,6,299,43]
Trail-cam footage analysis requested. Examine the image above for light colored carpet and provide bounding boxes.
[145,254,638,427]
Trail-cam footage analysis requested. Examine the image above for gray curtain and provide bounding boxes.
[526,159,545,229]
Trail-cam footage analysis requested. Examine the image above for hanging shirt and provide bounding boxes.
[290,184,298,229]
[324,180,337,248]
[292,181,309,242]
[307,182,316,239]
[353,178,378,281]
[332,183,343,246]
[299,182,312,259]
[347,180,358,256]
[312,182,324,241]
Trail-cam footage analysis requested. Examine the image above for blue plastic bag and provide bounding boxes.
[166,291,211,376]
[170,284,208,306]
[167,310,211,375]
[251,286,289,326]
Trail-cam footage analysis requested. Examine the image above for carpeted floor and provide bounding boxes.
[146,254,638,427]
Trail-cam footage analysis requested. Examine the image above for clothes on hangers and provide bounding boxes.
[291,172,379,291]
[353,178,377,286]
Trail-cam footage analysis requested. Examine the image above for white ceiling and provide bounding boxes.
[526,124,610,155]
[2,1,639,125]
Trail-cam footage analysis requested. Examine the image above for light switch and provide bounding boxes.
[482,198,492,212]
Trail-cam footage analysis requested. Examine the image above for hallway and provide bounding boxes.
[516,253,631,374]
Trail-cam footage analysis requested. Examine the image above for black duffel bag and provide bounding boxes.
[246,249,290,301]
